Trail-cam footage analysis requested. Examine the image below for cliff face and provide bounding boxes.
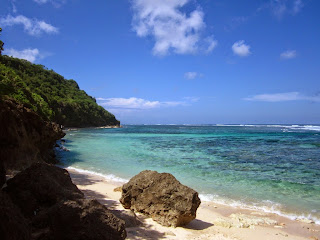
[0,99,65,173]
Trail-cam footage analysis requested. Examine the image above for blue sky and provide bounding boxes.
[1,0,319,124]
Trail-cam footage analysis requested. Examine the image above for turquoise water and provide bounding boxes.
[56,125,320,223]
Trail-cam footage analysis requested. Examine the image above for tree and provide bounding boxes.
[0,28,4,55]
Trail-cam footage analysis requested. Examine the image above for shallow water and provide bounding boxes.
[56,124,320,223]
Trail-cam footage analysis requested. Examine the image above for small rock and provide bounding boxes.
[309,237,319,240]
[113,186,122,192]
[274,225,284,229]
[297,218,315,224]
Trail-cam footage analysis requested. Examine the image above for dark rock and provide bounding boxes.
[0,99,65,173]
[41,199,126,240]
[120,170,201,227]
[4,162,84,217]
[0,160,5,188]
[4,163,126,239]
[111,209,142,228]
[0,191,31,240]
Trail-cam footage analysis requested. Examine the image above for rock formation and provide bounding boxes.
[0,99,65,172]
[0,191,31,240]
[3,163,126,240]
[120,170,201,227]
[4,162,84,217]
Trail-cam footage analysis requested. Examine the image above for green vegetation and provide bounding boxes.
[0,55,120,127]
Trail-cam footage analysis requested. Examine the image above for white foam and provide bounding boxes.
[199,194,320,225]
[65,166,129,184]
[213,124,320,131]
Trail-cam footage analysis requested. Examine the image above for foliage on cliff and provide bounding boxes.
[0,55,119,127]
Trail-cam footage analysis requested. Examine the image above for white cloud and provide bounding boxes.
[98,97,161,109]
[10,0,17,13]
[0,15,58,36]
[205,36,218,53]
[4,48,40,62]
[183,96,200,102]
[244,92,320,102]
[184,72,203,80]
[280,50,297,59]
[33,0,66,7]
[270,0,304,18]
[33,0,49,3]
[131,0,217,56]
[232,40,251,57]
[96,97,198,110]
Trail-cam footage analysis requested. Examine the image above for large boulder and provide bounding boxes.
[120,170,201,227]
[0,191,31,240]
[4,162,84,217]
[4,163,127,240]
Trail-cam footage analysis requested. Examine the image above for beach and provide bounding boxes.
[67,167,320,240]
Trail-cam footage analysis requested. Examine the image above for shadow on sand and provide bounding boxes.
[185,219,214,230]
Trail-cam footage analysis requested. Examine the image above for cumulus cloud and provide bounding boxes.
[244,92,320,102]
[131,0,217,56]
[0,15,58,36]
[4,48,41,62]
[232,40,251,57]
[184,72,203,80]
[96,97,198,110]
[280,50,297,59]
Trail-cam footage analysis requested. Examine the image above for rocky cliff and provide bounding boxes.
[0,99,65,174]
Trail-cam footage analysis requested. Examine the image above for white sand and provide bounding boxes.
[68,168,320,240]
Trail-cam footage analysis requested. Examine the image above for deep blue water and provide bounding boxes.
[56,124,320,223]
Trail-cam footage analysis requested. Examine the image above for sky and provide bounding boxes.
[0,0,319,124]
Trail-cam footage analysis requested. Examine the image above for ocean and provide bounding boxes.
[55,124,320,224]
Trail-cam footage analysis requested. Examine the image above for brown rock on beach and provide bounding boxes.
[120,170,201,227]
[3,163,127,240]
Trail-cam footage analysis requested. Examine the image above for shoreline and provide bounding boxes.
[66,167,320,240]
[64,165,320,226]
